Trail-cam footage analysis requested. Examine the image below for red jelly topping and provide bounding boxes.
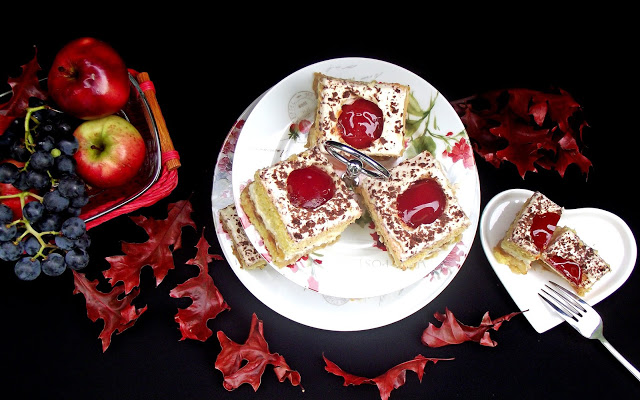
[337,98,384,149]
[548,255,581,285]
[530,212,560,251]
[286,165,335,209]
[397,179,446,228]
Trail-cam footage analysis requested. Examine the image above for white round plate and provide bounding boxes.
[480,188,636,333]
[212,87,478,331]
[230,57,480,299]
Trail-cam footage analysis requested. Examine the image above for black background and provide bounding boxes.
[3,10,638,399]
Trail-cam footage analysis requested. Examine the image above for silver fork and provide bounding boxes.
[539,281,640,382]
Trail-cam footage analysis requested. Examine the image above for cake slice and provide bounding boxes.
[538,226,611,296]
[306,72,410,159]
[356,150,470,270]
[219,203,266,270]
[493,191,562,274]
[240,145,362,267]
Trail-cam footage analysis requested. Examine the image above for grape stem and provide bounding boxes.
[0,191,43,203]
[23,105,47,153]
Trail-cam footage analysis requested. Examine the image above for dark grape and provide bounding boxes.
[26,169,50,190]
[43,189,70,213]
[14,256,41,280]
[0,241,23,261]
[54,155,76,176]
[23,235,41,256]
[41,252,66,276]
[0,223,17,241]
[65,248,89,270]
[0,162,20,183]
[23,201,44,223]
[38,123,55,137]
[70,193,89,208]
[66,207,82,217]
[29,150,55,171]
[2,98,92,281]
[36,135,55,152]
[54,235,74,251]
[12,171,30,191]
[74,233,91,249]
[57,138,79,156]
[0,127,19,148]
[58,175,85,198]
[0,204,14,223]
[57,121,73,135]
[61,217,86,239]
[35,212,63,232]
[10,141,30,162]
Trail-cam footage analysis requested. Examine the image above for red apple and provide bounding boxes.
[73,115,146,188]
[47,37,130,120]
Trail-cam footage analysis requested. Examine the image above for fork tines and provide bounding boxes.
[539,281,588,321]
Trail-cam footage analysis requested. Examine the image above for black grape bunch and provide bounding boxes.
[0,97,91,280]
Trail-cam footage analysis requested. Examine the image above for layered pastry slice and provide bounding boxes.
[493,191,562,274]
[356,150,470,270]
[240,145,362,267]
[538,226,611,296]
[306,72,410,159]
[219,203,266,270]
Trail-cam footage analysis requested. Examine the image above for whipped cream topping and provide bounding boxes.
[254,146,362,244]
[506,192,562,257]
[541,227,611,288]
[219,204,265,268]
[310,73,409,157]
[359,150,469,262]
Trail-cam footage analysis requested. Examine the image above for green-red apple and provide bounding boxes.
[73,115,145,188]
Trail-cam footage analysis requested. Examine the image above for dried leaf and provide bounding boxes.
[72,271,147,352]
[421,308,523,348]
[324,353,451,400]
[215,313,303,392]
[170,228,230,341]
[0,47,47,133]
[452,88,591,178]
[104,199,196,293]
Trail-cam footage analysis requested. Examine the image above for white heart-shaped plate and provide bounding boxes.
[480,189,637,333]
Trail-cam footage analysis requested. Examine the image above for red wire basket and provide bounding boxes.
[79,70,180,229]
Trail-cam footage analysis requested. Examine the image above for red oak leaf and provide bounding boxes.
[0,48,47,133]
[104,199,196,293]
[421,308,523,348]
[452,88,591,178]
[215,313,303,392]
[324,353,452,400]
[72,271,147,352]
[170,228,230,341]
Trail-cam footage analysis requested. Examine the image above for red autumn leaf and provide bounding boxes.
[452,87,591,178]
[0,48,47,133]
[72,271,147,352]
[324,353,452,400]
[421,308,523,348]
[215,313,303,392]
[104,199,196,294]
[170,228,230,341]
